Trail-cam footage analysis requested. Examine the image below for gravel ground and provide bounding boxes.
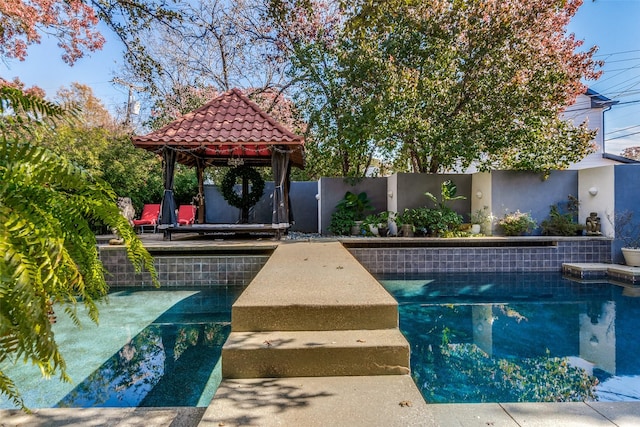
[284,231,327,240]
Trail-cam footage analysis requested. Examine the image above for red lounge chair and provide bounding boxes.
[178,205,197,226]
[132,204,160,233]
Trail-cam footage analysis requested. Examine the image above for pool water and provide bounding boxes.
[377,272,640,404]
[0,287,245,409]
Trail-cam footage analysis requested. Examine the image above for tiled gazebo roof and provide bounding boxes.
[132,88,305,168]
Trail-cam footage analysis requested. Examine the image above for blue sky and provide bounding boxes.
[567,0,640,154]
[2,1,640,154]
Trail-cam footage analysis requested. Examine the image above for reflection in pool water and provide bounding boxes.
[57,322,229,407]
[377,272,640,403]
[0,287,244,409]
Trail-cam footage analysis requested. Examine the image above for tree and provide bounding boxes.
[268,0,602,175]
[622,146,640,161]
[24,83,165,213]
[0,0,104,64]
[125,0,285,96]
[288,40,381,178]
[0,85,157,409]
[267,1,381,178]
[0,0,180,76]
[55,82,118,130]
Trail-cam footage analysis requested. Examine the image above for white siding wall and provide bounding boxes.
[578,165,615,237]
[563,94,618,170]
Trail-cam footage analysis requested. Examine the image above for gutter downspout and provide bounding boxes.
[602,105,612,156]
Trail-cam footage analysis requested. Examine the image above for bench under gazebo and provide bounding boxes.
[132,88,305,239]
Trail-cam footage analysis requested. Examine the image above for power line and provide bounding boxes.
[613,99,640,106]
[601,57,640,64]
[606,129,640,142]
[594,64,640,89]
[594,49,640,58]
[607,124,640,135]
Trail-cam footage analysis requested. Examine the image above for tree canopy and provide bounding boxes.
[269,0,602,175]
[1,0,604,179]
[1,0,179,78]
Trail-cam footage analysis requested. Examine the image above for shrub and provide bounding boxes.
[499,211,537,236]
[329,191,374,235]
[541,205,584,236]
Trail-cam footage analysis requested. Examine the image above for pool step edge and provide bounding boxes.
[231,303,398,331]
[222,329,410,378]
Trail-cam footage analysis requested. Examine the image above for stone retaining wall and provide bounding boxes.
[347,238,612,274]
[99,246,270,287]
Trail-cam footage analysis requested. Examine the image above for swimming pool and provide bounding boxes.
[0,287,245,409]
[377,272,640,404]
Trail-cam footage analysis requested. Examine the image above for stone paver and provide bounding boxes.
[428,403,518,427]
[199,375,433,427]
[500,402,616,426]
[587,402,640,427]
[0,407,205,427]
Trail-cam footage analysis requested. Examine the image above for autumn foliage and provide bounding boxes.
[269,0,602,175]
[0,0,104,64]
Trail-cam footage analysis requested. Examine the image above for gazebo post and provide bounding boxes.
[241,175,249,223]
[196,158,205,224]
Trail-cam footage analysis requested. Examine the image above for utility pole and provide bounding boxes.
[112,78,145,127]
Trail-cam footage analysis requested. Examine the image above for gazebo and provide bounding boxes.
[132,88,305,239]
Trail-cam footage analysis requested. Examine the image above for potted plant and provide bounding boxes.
[344,191,374,235]
[396,208,418,237]
[329,191,373,236]
[364,211,393,237]
[424,181,465,237]
[541,196,584,236]
[470,206,491,235]
[611,210,640,266]
[498,210,537,236]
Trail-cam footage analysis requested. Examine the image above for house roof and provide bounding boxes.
[586,88,619,109]
[603,152,640,164]
[132,88,305,168]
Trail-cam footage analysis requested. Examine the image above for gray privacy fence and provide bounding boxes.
[203,182,318,232]
[200,166,640,250]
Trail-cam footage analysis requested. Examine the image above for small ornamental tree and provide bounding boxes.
[0,85,158,410]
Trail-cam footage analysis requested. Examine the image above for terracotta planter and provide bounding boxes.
[351,221,364,236]
[622,247,640,267]
[401,224,414,237]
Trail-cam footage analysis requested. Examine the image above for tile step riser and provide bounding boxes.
[222,345,410,378]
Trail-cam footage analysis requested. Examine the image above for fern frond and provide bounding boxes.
[0,371,26,412]
[0,87,157,409]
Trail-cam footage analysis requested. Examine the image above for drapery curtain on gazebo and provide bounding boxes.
[271,148,290,229]
[132,88,305,233]
[160,147,177,226]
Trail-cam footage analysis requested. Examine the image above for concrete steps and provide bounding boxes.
[222,329,410,378]
[231,302,398,331]
[221,241,410,379]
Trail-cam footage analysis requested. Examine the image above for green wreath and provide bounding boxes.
[221,165,265,209]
